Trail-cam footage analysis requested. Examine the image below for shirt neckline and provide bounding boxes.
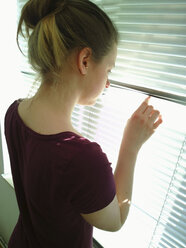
[14,99,83,140]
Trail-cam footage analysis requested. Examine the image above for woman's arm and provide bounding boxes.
[114,96,162,225]
[81,97,162,231]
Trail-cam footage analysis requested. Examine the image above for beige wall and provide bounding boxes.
[0,126,19,244]
[0,176,19,244]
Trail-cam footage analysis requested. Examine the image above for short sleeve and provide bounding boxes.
[66,142,116,214]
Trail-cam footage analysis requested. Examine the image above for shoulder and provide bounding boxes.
[5,99,21,130]
[68,139,114,192]
[5,99,20,117]
[71,139,110,169]
[5,98,30,128]
[66,138,116,215]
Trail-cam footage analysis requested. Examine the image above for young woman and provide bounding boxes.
[5,0,162,247]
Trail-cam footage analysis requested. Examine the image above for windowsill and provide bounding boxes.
[1,173,14,188]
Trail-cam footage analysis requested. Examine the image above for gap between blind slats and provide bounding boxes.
[170,177,186,188]
[167,195,185,209]
[161,219,186,234]
[119,30,186,37]
[158,219,186,239]
[152,135,186,146]
[118,49,186,60]
[152,159,182,173]
[115,22,186,28]
[165,201,185,215]
[156,236,184,248]
[72,121,97,132]
[117,48,186,62]
[72,110,124,125]
[73,105,104,114]
[101,1,186,6]
[119,31,186,40]
[168,187,186,199]
[151,141,184,154]
[153,224,186,247]
[120,41,186,50]
[160,206,186,222]
[151,169,180,184]
[152,228,186,247]
[115,62,186,78]
[115,66,186,81]
[114,19,186,27]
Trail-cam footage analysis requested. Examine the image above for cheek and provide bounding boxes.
[98,70,108,84]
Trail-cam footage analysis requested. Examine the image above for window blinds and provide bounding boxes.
[92,89,186,248]
[14,1,186,248]
[94,0,186,105]
[92,1,186,247]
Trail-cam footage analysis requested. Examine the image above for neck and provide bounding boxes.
[30,81,80,131]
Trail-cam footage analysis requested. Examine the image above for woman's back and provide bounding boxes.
[18,98,77,135]
[5,100,116,248]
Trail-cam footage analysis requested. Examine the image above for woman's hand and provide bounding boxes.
[122,96,163,153]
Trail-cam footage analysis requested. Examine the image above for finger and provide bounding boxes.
[144,96,151,104]
[144,105,154,116]
[135,96,151,114]
[149,110,160,124]
[153,115,163,129]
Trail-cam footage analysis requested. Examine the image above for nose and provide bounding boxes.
[106,80,110,88]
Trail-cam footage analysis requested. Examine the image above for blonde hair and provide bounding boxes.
[17,0,118,83]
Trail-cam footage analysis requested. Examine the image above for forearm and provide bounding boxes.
[114,142,138,226]
[113,97,162,228]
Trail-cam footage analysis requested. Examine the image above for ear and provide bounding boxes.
[77,47,92,75]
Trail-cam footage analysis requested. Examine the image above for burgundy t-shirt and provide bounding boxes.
[5,100,116,248]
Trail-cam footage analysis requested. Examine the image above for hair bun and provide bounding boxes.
[17,0,118,83]
[21,0,63,29]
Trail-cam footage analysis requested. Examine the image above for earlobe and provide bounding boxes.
[78,47,92,75]
[79,66,88,75]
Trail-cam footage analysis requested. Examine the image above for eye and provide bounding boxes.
[108,70,112,74]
